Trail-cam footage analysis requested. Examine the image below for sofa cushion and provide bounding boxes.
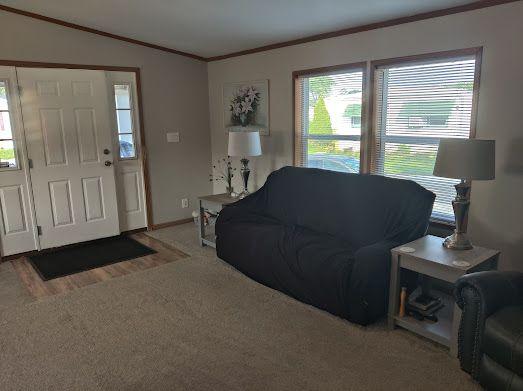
[258,167,436,248]
[482,305,523,377]
[217,218,355,318]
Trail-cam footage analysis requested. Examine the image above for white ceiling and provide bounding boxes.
[3,0,478,58]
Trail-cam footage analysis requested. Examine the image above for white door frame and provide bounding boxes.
[0,60,152,260]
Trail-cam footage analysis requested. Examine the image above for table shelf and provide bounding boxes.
[394,291,454,347]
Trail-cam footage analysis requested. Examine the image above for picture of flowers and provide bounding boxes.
[223,80,269,135]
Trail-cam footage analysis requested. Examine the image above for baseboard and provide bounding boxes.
[150,218,193,231]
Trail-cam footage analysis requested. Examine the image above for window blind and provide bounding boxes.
[372,57,477,222]
[295,69,364,174]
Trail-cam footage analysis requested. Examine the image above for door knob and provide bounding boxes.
[103,148,110,155]
[104,161,112,167]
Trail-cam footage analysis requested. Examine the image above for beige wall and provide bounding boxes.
[0,10,211,225]
[208,2,523,271]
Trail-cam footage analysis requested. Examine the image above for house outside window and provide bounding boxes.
[371,53,480,222]
[294,64,365,174]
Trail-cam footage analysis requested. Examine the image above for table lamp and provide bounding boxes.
[228,130,262,198]
[433,138,495,250]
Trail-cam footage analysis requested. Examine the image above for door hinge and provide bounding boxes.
[28,158,33,169]
[37,225,42,236]
[17,85,22,96]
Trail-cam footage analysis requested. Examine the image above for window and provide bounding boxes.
[113,84,137,159]
[371,54,479,222]
[294,65,364,174]
[0,80,18,169]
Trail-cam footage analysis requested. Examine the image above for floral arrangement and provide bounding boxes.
[209,157,236,193]
[229,86,261,127]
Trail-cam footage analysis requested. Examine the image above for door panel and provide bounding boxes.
[82,176,105,221]
[75,109,99,163]
[18,68,119,249]
[0,66,38,256]
[40,108,67,165]
[0,185,27,234]
[49,180,74,227]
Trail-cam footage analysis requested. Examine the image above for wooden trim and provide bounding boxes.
[207,0,519,62]
[122,227,148,236]
[1,1,516,64]
[150,217,194,231]
[470,48,483,138]
[0,59,140,72]
[292,62,367,78]
[292,62,367,170]
[134,70,154,231]
[367,47,483,172]
[0,5,206,62]
[369,47,483,68]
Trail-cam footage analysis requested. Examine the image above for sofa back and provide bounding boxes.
[255,166,435,247]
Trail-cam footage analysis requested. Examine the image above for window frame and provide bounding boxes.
[292,62,367,173]
[292,48,483,227]
[368,47,482,225]
[112,82,139,161]
[0,78,20,171]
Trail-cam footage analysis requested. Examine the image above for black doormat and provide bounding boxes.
[28,236,157,281]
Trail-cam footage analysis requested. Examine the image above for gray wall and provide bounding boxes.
[208,2,523,271]
[0,10,211,225]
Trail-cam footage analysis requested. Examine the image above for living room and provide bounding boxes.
[0,1,521,390]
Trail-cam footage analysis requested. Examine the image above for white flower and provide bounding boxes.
[241,100,253,113]
[247,87,258,101]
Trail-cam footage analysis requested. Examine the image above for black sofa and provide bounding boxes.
[216,166,435,325]
[455,271,523,390]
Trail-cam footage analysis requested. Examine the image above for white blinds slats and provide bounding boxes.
[372,58,477,222]
[296,70,364,173]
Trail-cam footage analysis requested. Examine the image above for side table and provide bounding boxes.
[197,193,238,248]
[388,235,500,356]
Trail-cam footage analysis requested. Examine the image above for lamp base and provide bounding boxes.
[442,232,473,250]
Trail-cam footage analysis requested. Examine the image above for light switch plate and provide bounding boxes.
[167,132,180,143]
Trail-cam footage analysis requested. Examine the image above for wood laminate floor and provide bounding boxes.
[10,233,189,299]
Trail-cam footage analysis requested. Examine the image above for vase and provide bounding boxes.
[239,113,249,127]
[225,186,233,195]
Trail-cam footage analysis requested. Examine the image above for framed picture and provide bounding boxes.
[223,79,269,135]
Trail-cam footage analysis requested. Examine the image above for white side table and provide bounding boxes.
[388,235,500,356]
[197,193,238,248]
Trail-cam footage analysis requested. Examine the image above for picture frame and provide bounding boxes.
[223,79,269,136]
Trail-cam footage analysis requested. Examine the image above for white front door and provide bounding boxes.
[18,68,120,249]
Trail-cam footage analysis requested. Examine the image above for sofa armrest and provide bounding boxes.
[454,271,523,376]
[217,190,264,225]
[347,240,398,325]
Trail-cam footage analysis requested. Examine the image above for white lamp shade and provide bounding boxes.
[433,138,495,180]
[228,131,262,157]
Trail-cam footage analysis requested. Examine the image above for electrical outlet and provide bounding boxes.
[181,198,189,208]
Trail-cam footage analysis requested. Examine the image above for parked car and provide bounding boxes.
[307,154,359,173]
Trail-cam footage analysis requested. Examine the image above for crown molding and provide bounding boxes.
[206,0,520,62]
[0,5,207,62]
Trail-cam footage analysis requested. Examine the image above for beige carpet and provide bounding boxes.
[0,223,479,390]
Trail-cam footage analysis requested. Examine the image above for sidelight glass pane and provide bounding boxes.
[0,111,13,140]
[0,81,7,110]
[0,140,16,168]
[114,84,131,109]
[116,109,133,133]
[118,134,136,158]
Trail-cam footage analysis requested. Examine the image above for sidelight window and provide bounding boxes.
[0,80,18,169]
[113,84,137,159]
